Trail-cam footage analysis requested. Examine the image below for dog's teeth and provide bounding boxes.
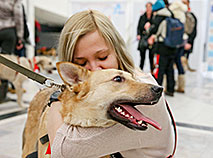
[117,107,122,112]
[130,116,133,119]
[138,120,143,124]
[125,114,129,117]
[142,123,147,127]
[121,112,125,115]
[115,108,122,113]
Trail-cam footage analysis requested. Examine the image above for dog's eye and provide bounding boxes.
[113,76,125,82]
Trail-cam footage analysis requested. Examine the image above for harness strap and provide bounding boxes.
[26,151,38,158]
[40,134,49,145]
[39,134,51,155]
[110,152,123,158]
[33,57,40,72]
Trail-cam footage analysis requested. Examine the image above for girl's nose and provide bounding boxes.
[86,62,102,71]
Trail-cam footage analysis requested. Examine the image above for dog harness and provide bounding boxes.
[27,57,40,73]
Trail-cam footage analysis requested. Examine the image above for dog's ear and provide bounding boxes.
[56,62,90,85]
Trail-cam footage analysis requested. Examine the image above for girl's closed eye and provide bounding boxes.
[79,62,87,66]
[74,59,87,66]
[99,56,108,61]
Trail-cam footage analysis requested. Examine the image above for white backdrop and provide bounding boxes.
[69,1,128,41]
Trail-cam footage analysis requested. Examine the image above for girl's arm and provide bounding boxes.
[47,101,63,146]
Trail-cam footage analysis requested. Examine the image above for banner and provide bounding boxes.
[206,0,213,78]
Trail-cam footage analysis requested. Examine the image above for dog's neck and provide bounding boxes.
[59,88,116,128]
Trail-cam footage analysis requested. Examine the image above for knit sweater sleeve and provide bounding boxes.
[51,123,142,158]
[51,70,174,158]
[13,0,24,40]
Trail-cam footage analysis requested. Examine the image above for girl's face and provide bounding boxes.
[73,30,119,71]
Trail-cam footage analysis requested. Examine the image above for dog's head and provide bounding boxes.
[35,56,56,73]
[56,62,163,131]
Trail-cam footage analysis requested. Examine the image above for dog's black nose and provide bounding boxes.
[151,85,163,94]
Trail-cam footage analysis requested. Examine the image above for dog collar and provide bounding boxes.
[33,57,40,72]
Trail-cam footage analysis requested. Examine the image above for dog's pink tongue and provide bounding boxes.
[119,104,162,130]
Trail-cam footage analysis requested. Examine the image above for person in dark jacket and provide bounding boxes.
[137,2,154,73]
[147,0,176,96]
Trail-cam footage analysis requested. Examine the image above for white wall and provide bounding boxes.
[34,0,69,18]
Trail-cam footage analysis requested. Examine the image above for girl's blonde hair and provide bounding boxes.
[58,10,135,74]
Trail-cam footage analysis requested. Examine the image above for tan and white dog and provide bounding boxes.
[22,62,163,158]
[0,54,56,107]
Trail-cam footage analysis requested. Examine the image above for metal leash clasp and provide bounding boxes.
[44,78,66,91]
[44,78,55,88]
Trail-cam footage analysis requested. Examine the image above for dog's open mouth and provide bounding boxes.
[108,101,162,131]
[48,70,52,73]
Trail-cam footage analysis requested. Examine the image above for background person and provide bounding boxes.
[46,10,174,158]
[15,4,29,57]
[169,0,188,93]
[0,0,24,103]
[147,0,176,96]
[182,0,197,61]
[137,2,154,73]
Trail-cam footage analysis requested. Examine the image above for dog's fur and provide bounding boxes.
[0,54,56,107]
[22,62,163,158]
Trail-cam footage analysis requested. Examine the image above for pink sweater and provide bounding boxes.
[51,72,174,158]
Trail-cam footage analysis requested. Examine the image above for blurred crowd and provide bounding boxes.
[137,0,197,97]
